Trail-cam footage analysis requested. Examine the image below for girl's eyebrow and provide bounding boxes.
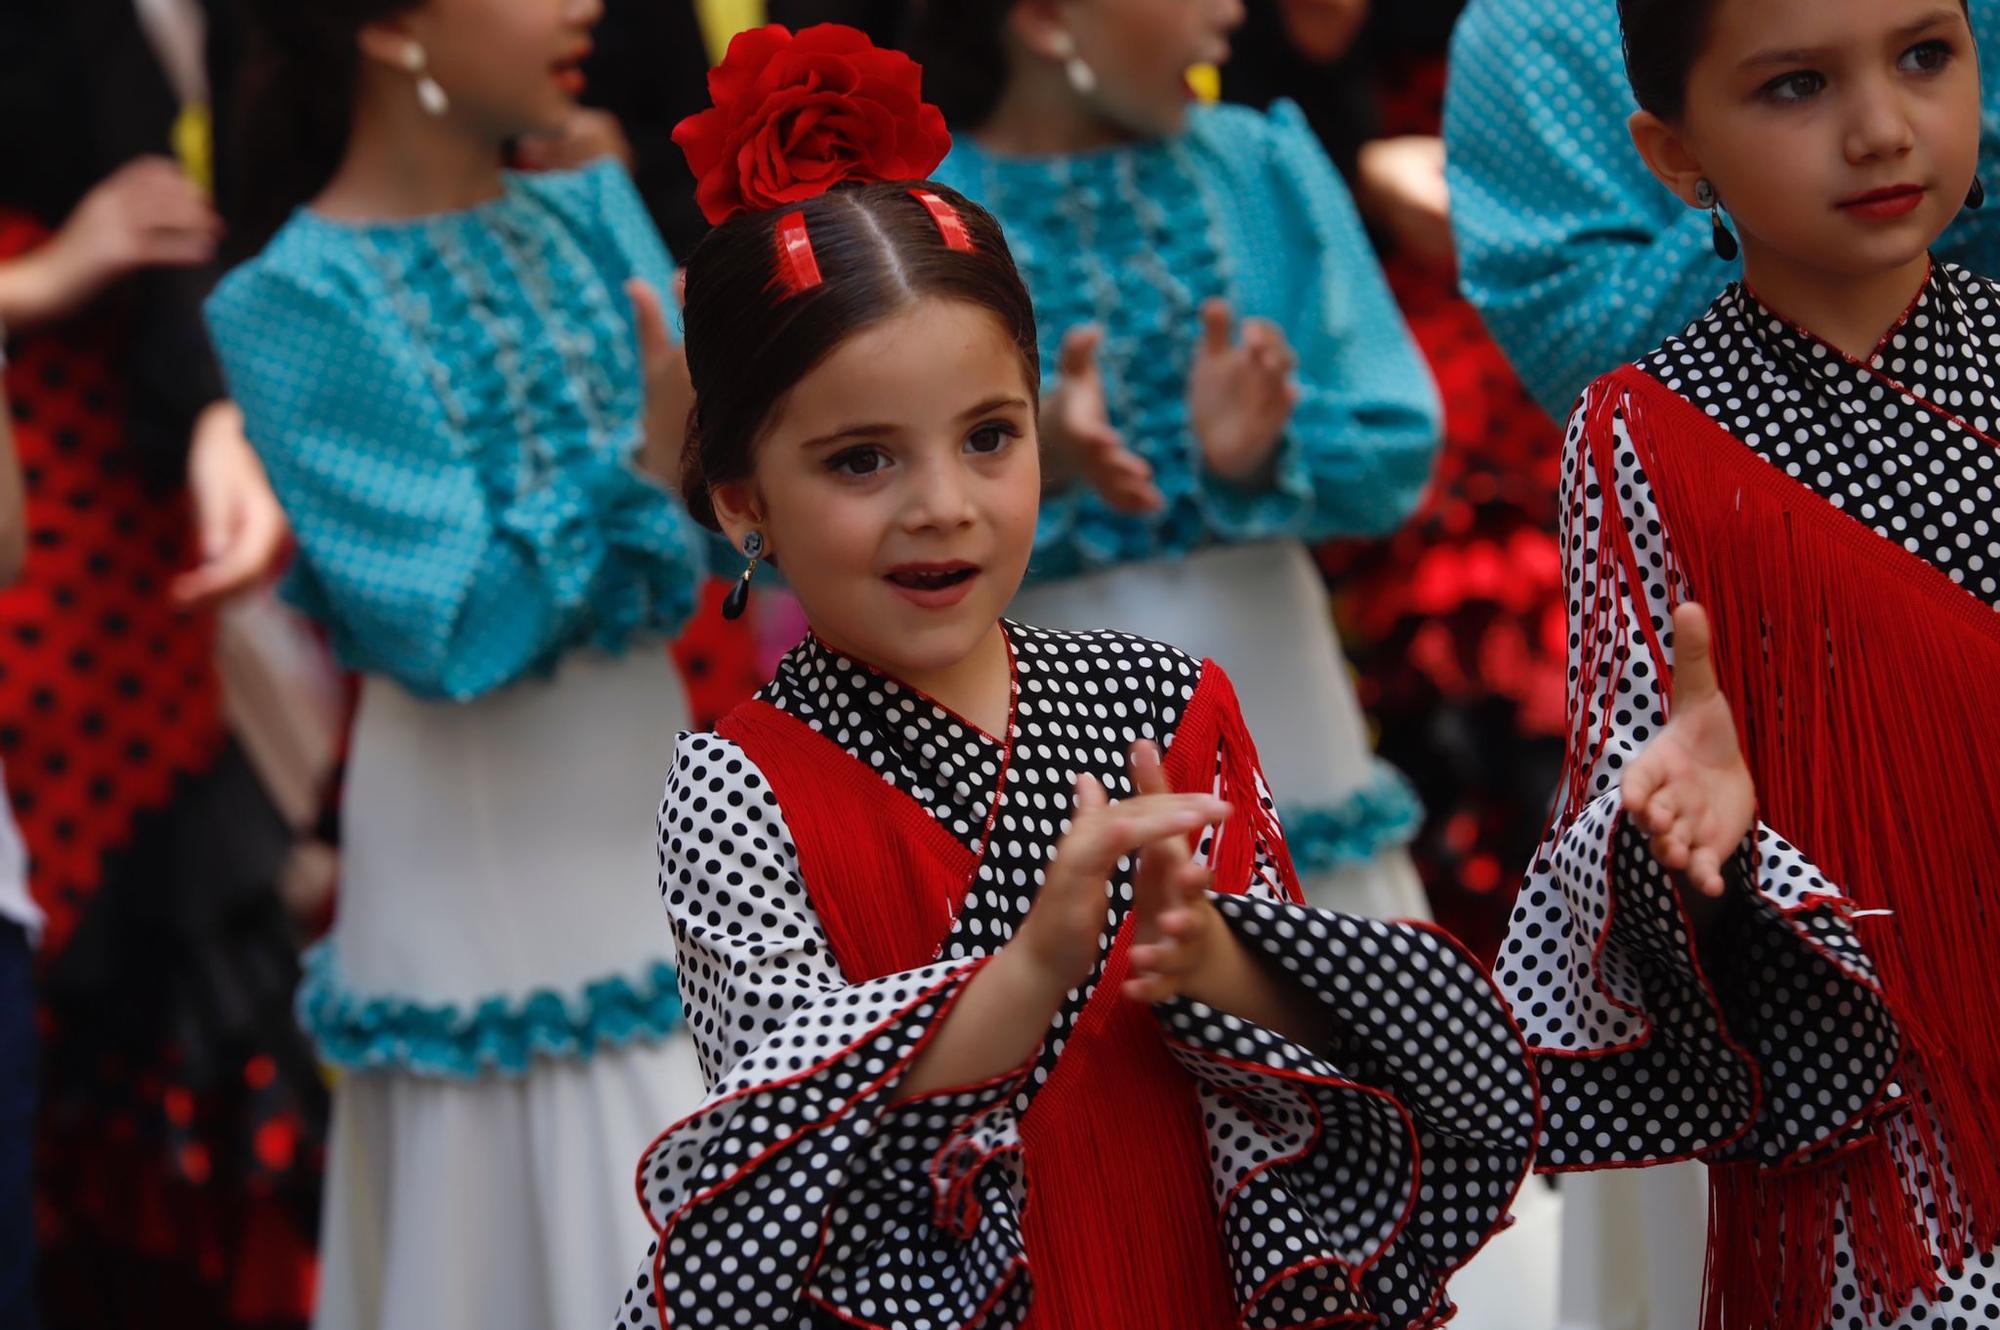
[1739,9,1961,69]
[799,423,898,450]
[957,395,1031,420]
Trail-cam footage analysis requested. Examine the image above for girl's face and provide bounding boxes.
[713,299,1042,681]
[1641,0,1980,283]
[397,0,601,139]
[1060,0,1245,138]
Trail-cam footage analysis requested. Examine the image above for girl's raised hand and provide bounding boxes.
[1123,741,1228,1004]
[1041,324,1163,514]
[1622,603,1757,900]
[1013,775,1230,998]
[628,277,693,484]
[1189,299,1301,485]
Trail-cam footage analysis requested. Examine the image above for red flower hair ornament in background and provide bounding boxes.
[673,23,956,226]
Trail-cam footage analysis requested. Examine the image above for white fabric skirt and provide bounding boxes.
[312,648,704,1330]
[315,1032,703,1330]
[1009,541,1425,918]
[333,649,688,1009]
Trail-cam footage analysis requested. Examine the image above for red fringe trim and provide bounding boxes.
[1594,367,2000,1328]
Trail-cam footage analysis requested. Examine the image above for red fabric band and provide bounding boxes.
[773,211,823,294]
[909,188,975,254]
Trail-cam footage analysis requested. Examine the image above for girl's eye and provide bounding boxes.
[1761,70,1825,104]
[966,422,1018,455]
[1901,40,1955,75]
[826,446,888,477]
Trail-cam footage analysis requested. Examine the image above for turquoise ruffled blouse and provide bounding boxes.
[934,100,1442,581]
[206,160,704,701]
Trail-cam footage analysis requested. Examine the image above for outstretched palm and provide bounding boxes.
[1622,603,1757,899]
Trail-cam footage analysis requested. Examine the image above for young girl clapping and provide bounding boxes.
[614,25,1535,1330]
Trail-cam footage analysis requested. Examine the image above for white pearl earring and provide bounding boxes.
[1050,31,1098,97]
[401,41,450,117]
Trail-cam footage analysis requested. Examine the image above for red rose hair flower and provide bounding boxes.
[673,24,955,226]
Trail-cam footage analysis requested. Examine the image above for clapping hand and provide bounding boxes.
[1623,604,1757,900]
[1041,324,1163,514]
[1123,740,1229,1004]
[628,278,691,484]
[1015,772,1230,997]
[1188,299,1299,486]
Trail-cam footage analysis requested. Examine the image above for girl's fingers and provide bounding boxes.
[626,278,673,365]
[1058,323,1105,378]
[1652,830,1690,871]
[1687,846,1726,899]
[1670,602,1721,710]
[1129,740,1168,797]
[1645,790,1678,835]
[1199,298,1234,356]
[1070,792,1229,859]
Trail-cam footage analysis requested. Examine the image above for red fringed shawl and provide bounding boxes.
[717,661,1299,1329]
[1589,366,2000,1330]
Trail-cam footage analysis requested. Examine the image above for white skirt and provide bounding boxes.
[310,648,704,1330]
[1009,541,1425,918]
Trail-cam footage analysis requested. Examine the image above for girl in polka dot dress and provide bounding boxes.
[203,3,711,1329]
[1502,1,2000,1327]
[615,25,1537,1330]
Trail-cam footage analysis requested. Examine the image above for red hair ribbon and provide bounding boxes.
[909,189,975,254]
[773,211,823,293]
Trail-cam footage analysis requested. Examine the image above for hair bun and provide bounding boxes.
[672,24,955,226]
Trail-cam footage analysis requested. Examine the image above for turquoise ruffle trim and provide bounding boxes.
[297,944,683,1079]
[1281,761,1423,874]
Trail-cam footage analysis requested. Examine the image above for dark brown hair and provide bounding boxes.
[907,0,1015,129]
[1619,0,1972,121]
[678,180,1040,530]
[230,0,424,256]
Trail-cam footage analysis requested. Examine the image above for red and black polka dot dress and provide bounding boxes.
[1,206,325,1330]
[0,210,223,957]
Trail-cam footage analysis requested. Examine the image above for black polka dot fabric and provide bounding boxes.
[1502,263,2000,1329]
[617,624,1535,1329]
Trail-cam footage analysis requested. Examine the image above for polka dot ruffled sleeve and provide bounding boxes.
[620,733,1028,1330]
[1160,896,1537,1326]
[1495,384,1901,1171]
[1142,753,1534,1327]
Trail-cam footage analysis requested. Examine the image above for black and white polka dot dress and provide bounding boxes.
[1501,262,2000,1329]
[614,624,1537,1329]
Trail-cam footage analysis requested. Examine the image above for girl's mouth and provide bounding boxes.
[885,564,980,608]
[552,50,591,96]
[1837,184,1926,221]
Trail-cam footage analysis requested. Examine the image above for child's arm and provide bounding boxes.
[0,380,22,586]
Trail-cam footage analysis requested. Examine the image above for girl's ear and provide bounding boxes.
[356,14,424,70]
[1006,0,1075,64]
[1628,109,1710,208]
[711,480,771,560]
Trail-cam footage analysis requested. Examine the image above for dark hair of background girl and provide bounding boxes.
[906,0,1015,129]
[1619,0,1973,121]
[226,0,421,259]
[678,180,1040,531]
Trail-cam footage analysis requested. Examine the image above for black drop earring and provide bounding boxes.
[1695,178,1739,261]
[722,531,764,621]
[1970,176,1987,211]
